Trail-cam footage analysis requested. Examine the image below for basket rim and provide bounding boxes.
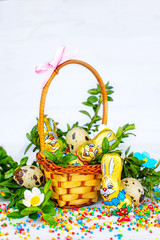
[36,152,102,175]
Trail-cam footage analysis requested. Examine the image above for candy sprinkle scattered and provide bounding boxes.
[0,200,159,239]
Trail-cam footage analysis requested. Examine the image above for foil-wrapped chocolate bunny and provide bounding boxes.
[100,153,133,215]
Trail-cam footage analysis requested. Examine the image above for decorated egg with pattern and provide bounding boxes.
[122,178,144,206]
[66,127,90,153]
[13,166,44,189]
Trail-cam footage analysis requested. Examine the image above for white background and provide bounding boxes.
[0,1,160,240]
[0,0,160,162]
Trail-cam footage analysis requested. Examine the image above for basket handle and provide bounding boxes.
[39,59,108,157]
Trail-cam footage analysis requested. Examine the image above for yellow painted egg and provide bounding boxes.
[122,178,144,206]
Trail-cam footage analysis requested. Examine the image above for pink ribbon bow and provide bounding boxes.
[35,46,78,88]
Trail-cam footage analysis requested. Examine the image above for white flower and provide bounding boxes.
[23,187,44,207]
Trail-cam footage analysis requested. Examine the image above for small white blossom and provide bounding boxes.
[23,187,44,207]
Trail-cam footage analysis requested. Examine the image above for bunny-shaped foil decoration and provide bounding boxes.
[100,153,133,215]
[38,116,61,153]
[76,128,117,165]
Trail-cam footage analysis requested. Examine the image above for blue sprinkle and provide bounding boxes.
[77,219,82,224]
[128,227,132,231]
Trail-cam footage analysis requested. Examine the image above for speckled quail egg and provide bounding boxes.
[66,127,90,153]
[122,178,144,206]
[13,165,44,189]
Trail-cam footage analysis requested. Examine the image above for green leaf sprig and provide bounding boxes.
[79,82,114,133]
[0,147,29,202]
[122,149,160,201]
[43,149,77,167]
[25,122,40,154]
[7,180,57,226]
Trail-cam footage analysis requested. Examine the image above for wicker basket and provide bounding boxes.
[36,59,108,208]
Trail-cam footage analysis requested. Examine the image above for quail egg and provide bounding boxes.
[13,165,44,189]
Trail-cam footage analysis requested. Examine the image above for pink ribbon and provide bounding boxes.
[35,46,78,88]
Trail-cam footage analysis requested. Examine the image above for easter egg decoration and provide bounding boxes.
[76,128,117,165]
[66,127,90,154]
[122,178,144,206]
[100,153,133,215]
[38,116,61,153]
[13,166,44,189]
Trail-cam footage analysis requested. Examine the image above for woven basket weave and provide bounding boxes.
[36,59,108,208]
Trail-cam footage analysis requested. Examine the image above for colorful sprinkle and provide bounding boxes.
[0,200,159,239]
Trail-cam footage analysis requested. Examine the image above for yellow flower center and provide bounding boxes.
[30,196,40,206]
[143,158,148,163]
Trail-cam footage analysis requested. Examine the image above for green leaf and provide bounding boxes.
[154,191,160,198]
[79,110,91,119]
[0,187,12,198]
[21,206,41,216]
[0,147,7,159]
[87,96,98,104]
[122,124,129,130]
[26,133,32,141]
[154,159,160,170]
[43,151,56,161]
[29,213,39,219]
[130,165,138,175]
[124,124,135,132]
[0,180,21,188]
[0,172,4,182]
[42,204,56,216]
[44,179,52,194]
[4,168,15,179]
[107,96,113,101]
[102,137,109,154]
[42,190,53,208]
[109,138,122,150]
[31,125,38,138]
[116,127,123,138]
[67,124,70,131]
[48,200,55,208]
[16,201,26,211]
[7,211,24,219]
[87,89,98,95]
[54,149,63,158]
[94,116,102,122]
[42,214,57,226]
[0,187,12,194]
[24,143,33,155]
[125,146,131,156]
[0,156,9,165]
[107,90,114,95]
[7,198,16,208]
[20,157,28,167]
[82,102,94,107]
[62,154,77,163]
